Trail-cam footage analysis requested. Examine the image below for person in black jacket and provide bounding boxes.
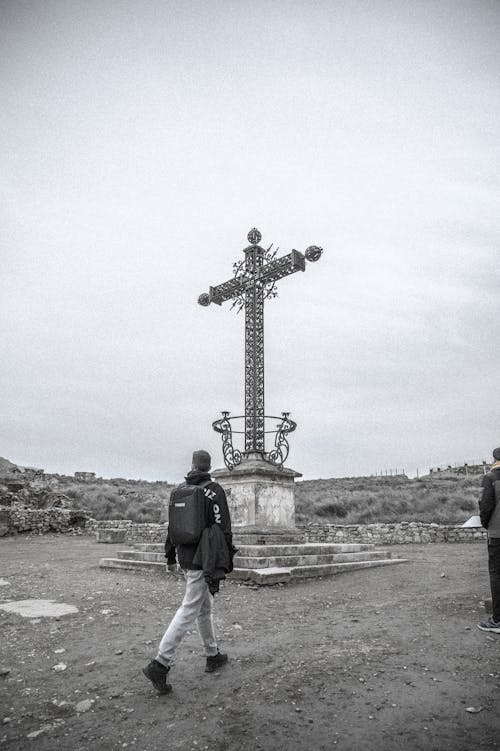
[142,450,235,694]
[478,447,500,634]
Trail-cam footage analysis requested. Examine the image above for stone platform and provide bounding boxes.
[98,530,407,585]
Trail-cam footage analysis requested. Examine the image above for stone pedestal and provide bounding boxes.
[212,455,302,530]
[96,528,127,544]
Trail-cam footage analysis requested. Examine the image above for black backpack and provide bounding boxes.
[168,480,211,546]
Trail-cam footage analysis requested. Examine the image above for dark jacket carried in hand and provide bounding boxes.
[192,524,232,594]
[479,466,500,538]
[165,470,235,570]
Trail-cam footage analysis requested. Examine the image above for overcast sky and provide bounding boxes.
[2,0,499,483]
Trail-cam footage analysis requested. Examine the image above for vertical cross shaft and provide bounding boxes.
[244,243,265,453]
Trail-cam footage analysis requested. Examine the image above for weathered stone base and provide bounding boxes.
[98,541,408,586]
[213,456,301,528]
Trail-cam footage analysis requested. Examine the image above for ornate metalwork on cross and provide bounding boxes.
[198,228,322,470]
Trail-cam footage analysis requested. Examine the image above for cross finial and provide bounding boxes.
[247,228,262,245]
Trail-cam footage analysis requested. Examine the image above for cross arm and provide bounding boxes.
[258,249,305,285]
[197,243,322,307]
[258,245,323,285]
[197,254,302,307]
[198,277,244,306]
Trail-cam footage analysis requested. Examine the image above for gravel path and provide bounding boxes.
[0,534,498,750]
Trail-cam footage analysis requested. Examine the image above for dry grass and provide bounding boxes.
[60,480,173,523]
[295,474,481,525]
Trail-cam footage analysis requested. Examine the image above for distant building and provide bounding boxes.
[74,472,96,481]
[23,467,45,479]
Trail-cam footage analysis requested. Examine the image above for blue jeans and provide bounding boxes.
[488,538,500,622]
[156,569,218,666]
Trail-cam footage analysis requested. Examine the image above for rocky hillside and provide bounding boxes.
[0,457,19,474]
[0,458,174,523]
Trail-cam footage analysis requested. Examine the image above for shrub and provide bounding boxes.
[125,498,163,523]
[315,501,348,518]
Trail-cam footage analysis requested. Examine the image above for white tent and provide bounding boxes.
[461,515,483,528]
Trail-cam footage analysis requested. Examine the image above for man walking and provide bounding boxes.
[478,447,500,634]
[143,450,235,693]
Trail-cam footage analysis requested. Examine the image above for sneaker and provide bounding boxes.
[205,651,228,673]
[477,617,500,634]
[142,659,172,693]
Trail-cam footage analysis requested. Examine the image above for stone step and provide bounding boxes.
[230,558,408,585]
[234,550,390,569]
[99,555,408,584]
[113,543,379,565]
[113,548,391,568]
[116,550,164,562]
[99,558,168,574]
[235,543,376,556]
[233,532,306,545]
[290,558,406,579]
[129,541,376,555]
[131,543,165,553]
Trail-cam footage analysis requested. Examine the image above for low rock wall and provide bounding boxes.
[85,519,167,542]
[0,508,487,544]
[84,519,486,545]
[0,503,87,536]
[0,507,165,539]
[299,521,486,544]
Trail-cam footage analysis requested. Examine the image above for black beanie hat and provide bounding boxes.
[493,448,500,461]
[192,450,211,472]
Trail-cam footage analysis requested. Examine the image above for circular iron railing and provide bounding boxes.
[212,412,297,470]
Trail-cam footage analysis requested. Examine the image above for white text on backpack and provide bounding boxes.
[203,487,221,525]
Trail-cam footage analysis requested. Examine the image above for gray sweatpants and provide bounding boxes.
[156,569,218,666]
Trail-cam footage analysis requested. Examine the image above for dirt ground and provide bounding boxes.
[0,534,499,751]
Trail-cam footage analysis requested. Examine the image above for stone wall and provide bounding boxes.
[1,507,487,545]
[299,521,486,544]
[1,503,88,536]
[85,518,167,542]
[84,519,487,545]
[0,507,164,539]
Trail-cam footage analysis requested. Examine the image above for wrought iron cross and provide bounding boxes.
[198,228,322,462]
